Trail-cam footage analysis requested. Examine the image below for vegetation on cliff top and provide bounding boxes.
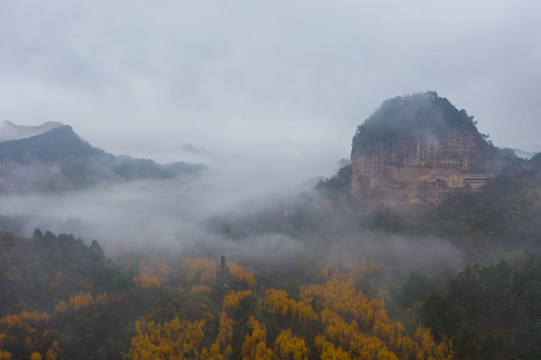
[352,92,483,153]
[429,152,541,243]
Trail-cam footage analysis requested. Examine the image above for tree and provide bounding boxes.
[89,240,105,261]
[33,228,43,239]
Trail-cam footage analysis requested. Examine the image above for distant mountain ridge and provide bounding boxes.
[0,121,64,142]
[0,124,205,194]
[178,143,213,157]
[0,125,103,164]
[513,148,539,159]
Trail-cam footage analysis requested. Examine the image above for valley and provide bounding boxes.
[1,93,540,359]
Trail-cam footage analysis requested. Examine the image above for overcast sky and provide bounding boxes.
[1,1,540,175]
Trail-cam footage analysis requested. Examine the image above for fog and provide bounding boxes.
[0,149,326,244]
[0,113,469,280]
[0,154,466,279]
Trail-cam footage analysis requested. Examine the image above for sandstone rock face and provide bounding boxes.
[351,92,500,207]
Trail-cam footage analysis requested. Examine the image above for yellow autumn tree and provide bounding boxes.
[181,258,217,284]
[68,292,94,310]
[228,263,258,288]
[318,264,339,282]
[222,290,253,316]
[208,312,234,360]
[44,341,59,360]
[190,285,212,299]
[208,288,253,359]
[53,301,67,315]
[0,312,57,360]
[0,333,11,360]
[129,318,205,360]
[274,329,309,360]
[314,335,351,360]
[134,259,170,289]
[241,317,273,360]
[263,289,318,326]
[263,289,290,316]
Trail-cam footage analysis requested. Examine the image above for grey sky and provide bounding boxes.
[1,1,540,177]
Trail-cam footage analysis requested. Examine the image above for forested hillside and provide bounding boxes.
[0,231,453,359]
[0,125,204,194]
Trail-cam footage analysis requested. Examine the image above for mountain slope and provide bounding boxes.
[0,124,204,194]
[0,121,64,142]
[0,125,103,164]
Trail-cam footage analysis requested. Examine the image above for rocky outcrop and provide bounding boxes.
[351,92,500,207]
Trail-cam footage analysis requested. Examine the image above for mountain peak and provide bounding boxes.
[0,124,99,165]
[0,121,65,142]
[0,123,204,194]
[351,92,500,207]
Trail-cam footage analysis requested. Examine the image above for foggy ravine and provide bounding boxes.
[0,147,465,278]
[0,141,338,245]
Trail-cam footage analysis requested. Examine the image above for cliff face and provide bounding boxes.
[351,92,500,207]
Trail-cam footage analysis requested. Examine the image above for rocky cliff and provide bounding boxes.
[351,92,500,207]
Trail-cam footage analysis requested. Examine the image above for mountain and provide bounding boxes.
[178,143,214,157]
[0,121,64,142]
[351,92,500,207]
[0,125,103,164]
[513,148,539,159]
[0,124,205,194]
